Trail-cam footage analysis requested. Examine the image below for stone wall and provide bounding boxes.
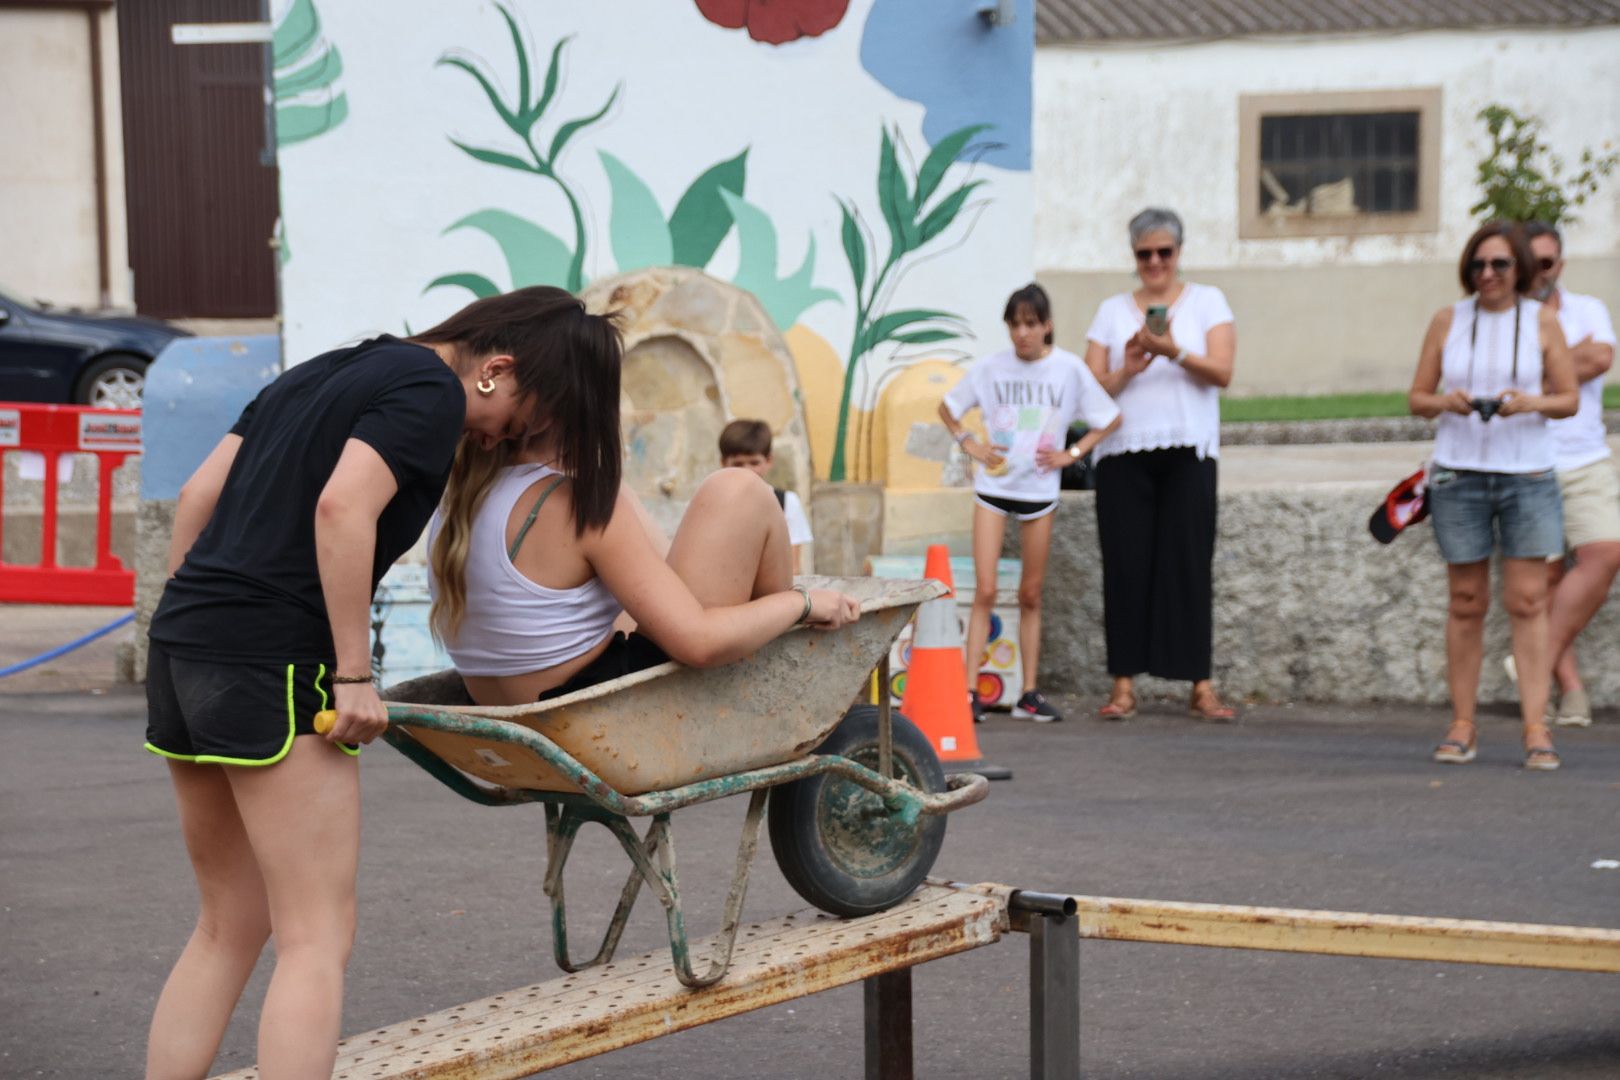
[1002,487,1611,706]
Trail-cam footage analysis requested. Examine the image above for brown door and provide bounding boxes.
[118,0,278,318]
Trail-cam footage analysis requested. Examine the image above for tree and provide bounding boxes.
[1472,105,1617,225]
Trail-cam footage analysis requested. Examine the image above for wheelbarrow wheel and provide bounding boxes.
[768,704,947,918]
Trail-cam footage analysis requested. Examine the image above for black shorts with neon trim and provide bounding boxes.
[145,643,358,765]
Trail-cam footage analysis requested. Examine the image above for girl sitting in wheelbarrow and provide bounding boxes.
[429,399,860,706]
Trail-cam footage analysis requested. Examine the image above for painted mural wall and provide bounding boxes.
[272,0,1034,482]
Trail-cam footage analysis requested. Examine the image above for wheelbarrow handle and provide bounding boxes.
[314,709,337,736]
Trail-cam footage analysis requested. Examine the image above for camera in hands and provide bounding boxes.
[1470,397,1503,421]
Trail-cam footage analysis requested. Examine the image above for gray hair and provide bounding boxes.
[1128,207,1184,248]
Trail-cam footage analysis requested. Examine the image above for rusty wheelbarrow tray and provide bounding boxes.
[375,576,989,988]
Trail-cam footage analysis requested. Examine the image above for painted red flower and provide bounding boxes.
[695,0,849,45]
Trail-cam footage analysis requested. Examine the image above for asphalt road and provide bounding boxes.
[2,685,1617,1079]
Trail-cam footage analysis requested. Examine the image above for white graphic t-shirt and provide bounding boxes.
[943,347,1120,503]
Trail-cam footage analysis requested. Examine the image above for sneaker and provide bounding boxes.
[1556,686,1592,727]
[1012,690,1062,723]
[970,695,986,724]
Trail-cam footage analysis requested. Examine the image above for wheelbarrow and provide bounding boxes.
[325,576,989,988]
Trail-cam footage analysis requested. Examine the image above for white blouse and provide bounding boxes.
[1084,283,1234,462]
[1432,297,1552,474]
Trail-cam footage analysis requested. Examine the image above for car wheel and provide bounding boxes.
[76,354,149,409]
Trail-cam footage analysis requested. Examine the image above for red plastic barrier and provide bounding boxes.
[0,404,142,605]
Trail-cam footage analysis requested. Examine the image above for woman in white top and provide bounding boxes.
[1410,221,1576,770]
[428,352,860,707]
[1083,208,1237,722]
[938,283,1122,723]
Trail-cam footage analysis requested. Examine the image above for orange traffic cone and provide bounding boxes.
[900,545,1012,781]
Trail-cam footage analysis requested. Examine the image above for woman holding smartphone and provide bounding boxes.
[1410,221,1576,770]
[1083,207,1237,722]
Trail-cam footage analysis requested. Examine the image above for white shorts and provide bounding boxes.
[1557,458,1620,552]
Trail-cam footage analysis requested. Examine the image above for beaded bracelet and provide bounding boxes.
[331,674,376,685]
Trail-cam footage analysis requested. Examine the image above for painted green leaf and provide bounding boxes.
[277,94,348,146]
[275,44,342,97]
[443,209,573,288]
[495,3,530,122]
[838,200,866,294]
[916,181,983,246]
[437,56,518,132]
[859,307,963,356]
[273,0,320,68]
[876,128,909,261]
[526,37,569,127]
[424,273,502,299]
[548,85,620,164]
[599,151,672,271]
[449,139,534,173]
[914,123,990,208]
[891,329,959,345]
[667,149,748,268]
[720,191,838,329]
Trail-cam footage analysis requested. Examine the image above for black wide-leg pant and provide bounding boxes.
[1094,446,1218,682]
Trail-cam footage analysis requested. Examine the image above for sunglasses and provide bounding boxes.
[1467,257,1515,277]
[1537,256,1558,272]
[1134,246,1176,263]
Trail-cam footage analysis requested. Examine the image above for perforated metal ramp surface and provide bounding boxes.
[211,883,1004,1080]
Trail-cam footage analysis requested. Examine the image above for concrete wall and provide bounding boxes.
[0,6,130,309]
[996,487,1617,707]
[1035,26,1620,397]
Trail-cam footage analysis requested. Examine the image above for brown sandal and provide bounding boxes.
[1097,694,1137,720]
[1523,722,1561,772]
[1433,721,1477,764]
[1189,687,1236,722]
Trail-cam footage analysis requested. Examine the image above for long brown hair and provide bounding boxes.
[419,287,623,642]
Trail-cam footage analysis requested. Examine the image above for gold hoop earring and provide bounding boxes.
[476,377,496,395]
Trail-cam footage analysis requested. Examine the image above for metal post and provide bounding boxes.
[1030,912,1080,1080]
[877,655,893,779]
[863,967,913,1080]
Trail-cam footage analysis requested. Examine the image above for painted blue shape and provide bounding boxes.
[141,336,280,500]
[860,0,1033,172]
[373,564,453,685]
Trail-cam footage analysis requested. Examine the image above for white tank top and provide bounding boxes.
[428,464,622,676]
[1432,297,1552,474]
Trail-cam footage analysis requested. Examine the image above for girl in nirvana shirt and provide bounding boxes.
[939,283,1121,723]
[143,288,622,1078]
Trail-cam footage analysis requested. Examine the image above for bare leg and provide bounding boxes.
[1548,541,1620,695]
[1443,560,1490,746]
[666,469,793,607]
[1502,557,1553,730]
[1015,511,1055,692]
[965,504,1008,696]
[147,763,272,1080]
[226,738,360,1080]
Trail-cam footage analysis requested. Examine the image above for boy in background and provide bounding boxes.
[718,419,812,573]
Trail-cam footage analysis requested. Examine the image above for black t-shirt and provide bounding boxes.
[150,336,465,663]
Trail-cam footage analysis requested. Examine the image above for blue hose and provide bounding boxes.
[0,611,135,678]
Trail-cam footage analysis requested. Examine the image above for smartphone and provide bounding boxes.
[1145,304,1169,336]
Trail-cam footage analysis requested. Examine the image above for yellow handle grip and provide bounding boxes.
[314,709,337,735]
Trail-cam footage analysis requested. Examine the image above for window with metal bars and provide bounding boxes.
[1258,111,1420,217]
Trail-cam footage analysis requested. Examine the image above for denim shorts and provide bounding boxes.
[1426,467,1564,564]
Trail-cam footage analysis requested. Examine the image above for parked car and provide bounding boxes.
[0,288,190,409]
